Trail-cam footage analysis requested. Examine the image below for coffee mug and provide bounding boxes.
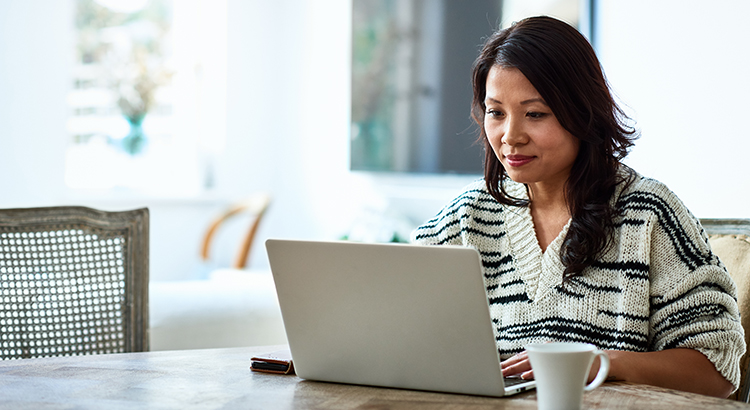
[526,342,610,410]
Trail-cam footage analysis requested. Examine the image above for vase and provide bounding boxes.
[121,114,148,155]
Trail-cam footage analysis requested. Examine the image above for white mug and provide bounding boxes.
[526,342,610,410]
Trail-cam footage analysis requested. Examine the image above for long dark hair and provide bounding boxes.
[471,16,638,279]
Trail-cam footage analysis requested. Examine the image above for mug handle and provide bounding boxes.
[584,350,610,391]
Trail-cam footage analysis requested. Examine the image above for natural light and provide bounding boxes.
[65,0,227,197]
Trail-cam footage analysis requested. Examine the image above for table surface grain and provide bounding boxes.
[0,345,747,410]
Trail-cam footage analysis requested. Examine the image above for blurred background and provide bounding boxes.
[2,0,749,349]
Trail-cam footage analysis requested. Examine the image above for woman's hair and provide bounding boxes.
[471,16,638,279]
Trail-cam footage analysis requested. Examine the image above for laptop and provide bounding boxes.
[265,239,535,397]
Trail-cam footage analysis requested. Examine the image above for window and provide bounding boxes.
[66,0,227,196]
[350,0,586,175]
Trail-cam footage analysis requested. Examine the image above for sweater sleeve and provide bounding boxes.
[411,180,488,246]
[411,199,467,246]
[639,183,746,390]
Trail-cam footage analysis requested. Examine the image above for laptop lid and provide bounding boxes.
[265,239,535,397]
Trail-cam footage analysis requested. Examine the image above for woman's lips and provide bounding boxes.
[505,154,535,167]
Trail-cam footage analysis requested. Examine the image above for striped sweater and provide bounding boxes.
[411,171,746,389]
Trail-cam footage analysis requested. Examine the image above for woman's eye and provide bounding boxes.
[486,109,504,118]
[527,112,548,119]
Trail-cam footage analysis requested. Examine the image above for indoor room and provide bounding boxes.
[1,0,750,407]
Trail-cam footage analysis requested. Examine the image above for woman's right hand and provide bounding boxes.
[500,351,534,380]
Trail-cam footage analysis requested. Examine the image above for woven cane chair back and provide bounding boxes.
[0,207,149,359]
[701,218,750,403]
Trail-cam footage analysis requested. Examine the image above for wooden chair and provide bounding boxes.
[149,194,281,351]
[200,193,271,269]
[0,206,149,359]
[701,218,750,402]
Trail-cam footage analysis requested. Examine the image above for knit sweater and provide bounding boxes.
[411,171,746,389]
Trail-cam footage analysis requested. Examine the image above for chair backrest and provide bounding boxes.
[701,218,750,402]
[0,206,149,359]
[200,193,271,269]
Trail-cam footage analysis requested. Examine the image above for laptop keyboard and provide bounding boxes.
[504,377,532,387]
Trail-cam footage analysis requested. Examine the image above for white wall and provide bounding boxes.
[2,0,749,282]
[0,0,70,206]
[596,0,750,218]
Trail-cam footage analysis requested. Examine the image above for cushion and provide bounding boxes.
[709,234,750,400]
[709,235,750,329]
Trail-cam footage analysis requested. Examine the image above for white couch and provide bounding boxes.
[149,269,287,351]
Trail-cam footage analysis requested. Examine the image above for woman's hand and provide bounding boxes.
[502,348,733,398]
[501,351,534,380]
[500,349,606,382]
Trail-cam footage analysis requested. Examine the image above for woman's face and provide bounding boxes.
[484,65,580,194]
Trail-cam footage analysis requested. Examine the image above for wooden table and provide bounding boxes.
[0,345,747,410]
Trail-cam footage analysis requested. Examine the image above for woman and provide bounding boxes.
[411,16,745,398]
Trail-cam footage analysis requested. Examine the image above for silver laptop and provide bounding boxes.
[265,239,535,397]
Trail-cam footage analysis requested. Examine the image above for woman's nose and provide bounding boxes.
[501,117,526,145]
